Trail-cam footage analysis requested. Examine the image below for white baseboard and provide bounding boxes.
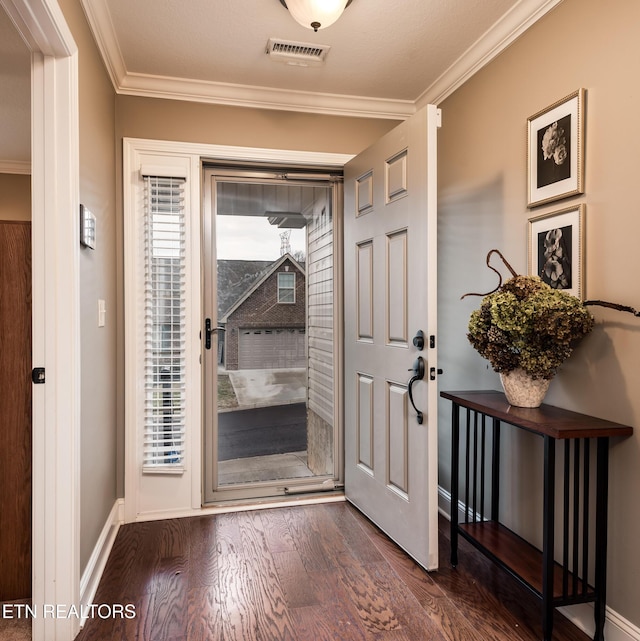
[559,604,640,641]
[437,486,639,641]
[438,484,453,519]
[79,499,124,625]
[437,484,485,522]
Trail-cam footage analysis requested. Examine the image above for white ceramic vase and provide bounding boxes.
[499,368,551,408]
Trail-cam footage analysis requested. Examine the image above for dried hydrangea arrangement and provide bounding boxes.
[467,274,594,380]
[464,251,594,381]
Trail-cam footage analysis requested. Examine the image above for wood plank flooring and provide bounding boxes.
[76,503,591,641]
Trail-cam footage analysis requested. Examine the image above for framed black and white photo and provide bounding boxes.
[528,204,585,299]
[527,89,585,208]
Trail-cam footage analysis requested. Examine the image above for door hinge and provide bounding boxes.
[32,367,46,384]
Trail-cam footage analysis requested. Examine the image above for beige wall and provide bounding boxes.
[438,0,640,625]
[0,173,30,220]
[116,96,397,154]
[59,0,117,571]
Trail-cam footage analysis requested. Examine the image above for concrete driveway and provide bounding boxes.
[226,367,306,408]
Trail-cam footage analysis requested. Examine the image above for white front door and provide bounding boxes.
[344,105,440,569]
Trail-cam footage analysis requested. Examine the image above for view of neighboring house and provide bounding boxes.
[219,254,306,370]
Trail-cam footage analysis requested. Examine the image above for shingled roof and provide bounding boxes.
[219,254,306,323]
[216,259,272,319]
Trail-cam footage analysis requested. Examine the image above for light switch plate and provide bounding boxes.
[98,299,106,327]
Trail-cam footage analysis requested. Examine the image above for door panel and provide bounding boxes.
[387,381,409,495]
[0,221,32,601]
[356,373,374,470]
[356,241,374,340]
[387,229,408,345]
[344,105,440,570]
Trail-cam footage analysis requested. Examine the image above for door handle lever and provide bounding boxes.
[407,356,425,424]
[204,318,225,350]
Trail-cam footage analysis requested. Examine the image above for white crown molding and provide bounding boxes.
[0,159,31,174]
[80,0,126,89]
[82,0,561,118]
[416,0,564,108]
[117,72,415,120]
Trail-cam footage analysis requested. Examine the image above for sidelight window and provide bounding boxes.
[142,175,186,470]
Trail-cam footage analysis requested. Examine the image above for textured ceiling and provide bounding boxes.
[1,0,562,166]
[104,0,518,101]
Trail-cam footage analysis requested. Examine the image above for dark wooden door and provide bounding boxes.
[0,221,32,601]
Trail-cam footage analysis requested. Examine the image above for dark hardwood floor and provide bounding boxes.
[76,502,591,641]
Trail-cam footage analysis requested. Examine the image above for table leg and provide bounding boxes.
[542,436,556,641]
[491,419,500,522]
[593,437,609,641]
[451,403,460,567]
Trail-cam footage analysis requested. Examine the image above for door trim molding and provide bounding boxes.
[125,137,353,168]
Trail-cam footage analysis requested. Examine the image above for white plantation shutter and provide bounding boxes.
[143,175,187,471]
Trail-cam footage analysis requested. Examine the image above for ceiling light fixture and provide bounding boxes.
[279,0,353,32]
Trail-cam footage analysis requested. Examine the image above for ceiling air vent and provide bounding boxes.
[266,38,331,67]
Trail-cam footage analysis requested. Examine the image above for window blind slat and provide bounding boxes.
[143,175,187,469]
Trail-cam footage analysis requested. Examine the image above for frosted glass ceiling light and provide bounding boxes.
[279,0,352,32]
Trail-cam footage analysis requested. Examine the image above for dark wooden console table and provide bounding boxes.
[441,390,633,641]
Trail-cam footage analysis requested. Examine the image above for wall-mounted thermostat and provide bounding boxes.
[80,204,96,249]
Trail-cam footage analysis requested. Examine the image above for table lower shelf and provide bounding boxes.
[457,521,595,604]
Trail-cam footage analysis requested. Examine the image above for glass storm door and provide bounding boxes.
[202,168,341,503]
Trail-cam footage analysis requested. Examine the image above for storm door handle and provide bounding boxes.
[204,318,225,350]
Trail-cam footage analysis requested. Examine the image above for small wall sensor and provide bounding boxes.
[80,204,96,249]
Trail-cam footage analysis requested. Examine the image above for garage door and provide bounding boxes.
[238,328,306,369]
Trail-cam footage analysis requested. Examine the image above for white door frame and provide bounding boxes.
[123,138,352,521]
[0,1,81,639]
